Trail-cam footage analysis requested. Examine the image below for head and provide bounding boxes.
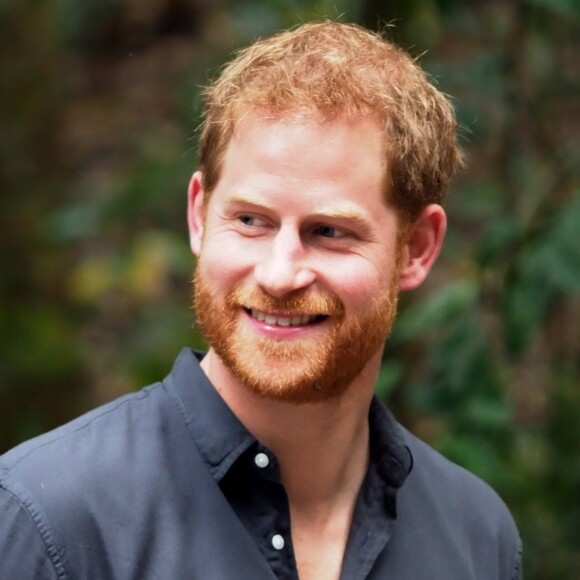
[198,20,463,226]
[190,22,461,403]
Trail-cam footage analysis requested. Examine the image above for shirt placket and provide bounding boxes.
[224,443,300,580]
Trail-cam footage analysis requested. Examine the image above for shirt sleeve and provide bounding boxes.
[0,485,63,580]
[510,542,523,580]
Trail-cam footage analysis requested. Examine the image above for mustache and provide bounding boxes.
[227,286,344,317]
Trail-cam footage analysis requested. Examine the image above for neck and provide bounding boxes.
[201,349,383,580]
[200,349,382,506]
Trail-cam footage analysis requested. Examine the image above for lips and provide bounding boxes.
[247,308,326,327]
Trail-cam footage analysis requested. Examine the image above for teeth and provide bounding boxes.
[250,309,320,327]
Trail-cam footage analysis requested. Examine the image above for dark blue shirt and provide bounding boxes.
[0,349,522,579]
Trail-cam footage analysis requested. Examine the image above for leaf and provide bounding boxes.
[395,279,478,341]
[502,191,580,354]
[463,396,511,431]
[522,193,580,293]
[477,215,523,266]
[501,276,550,357]
[375,361,404,400]
[524,0,580,20]
[437,433,510,485]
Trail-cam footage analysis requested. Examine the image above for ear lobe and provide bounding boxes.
[398,204,447,292]
[188,171,205,256]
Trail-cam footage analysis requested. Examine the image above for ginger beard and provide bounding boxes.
[193,263,402,404]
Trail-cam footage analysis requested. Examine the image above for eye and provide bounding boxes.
[313,224,347,239]
[238,214,267,227]
[234,213,273,237]
[239,215,255,226]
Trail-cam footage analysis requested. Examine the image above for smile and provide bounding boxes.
[246,308,326,327]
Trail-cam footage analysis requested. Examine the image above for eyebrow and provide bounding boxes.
[227,193,372,224]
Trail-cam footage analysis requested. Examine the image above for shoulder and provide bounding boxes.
[402,427,514,525]
[0,383,166,557]
[0,348,207,484]
[1,381,166,485]
[0,379,193,577]
[396,427,522,578]
[0,480,68,579]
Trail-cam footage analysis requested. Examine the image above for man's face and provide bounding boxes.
[192,112,404,403]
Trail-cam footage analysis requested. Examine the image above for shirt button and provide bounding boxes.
[271,534,285,550]
[254,452,270,468]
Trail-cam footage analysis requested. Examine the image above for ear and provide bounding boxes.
[188,171,205,256]
[398,204,447,292]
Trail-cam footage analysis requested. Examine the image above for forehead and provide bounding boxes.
[216,111,387,202]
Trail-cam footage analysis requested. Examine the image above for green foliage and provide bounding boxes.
[501,192,580,356]
[525,0,580,20]
[372,2,580,576]
[1,1,579,578]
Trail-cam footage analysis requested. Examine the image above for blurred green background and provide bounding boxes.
[1,0,579,576]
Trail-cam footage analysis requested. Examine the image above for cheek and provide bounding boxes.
[324,264,381,305]
[322,257,395,311]
[197,237,257,287]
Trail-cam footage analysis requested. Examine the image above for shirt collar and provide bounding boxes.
[368,398,413,488]
[164,348,256,481]
[165,347,412,487]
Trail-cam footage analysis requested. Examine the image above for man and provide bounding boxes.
[0,21,521,579]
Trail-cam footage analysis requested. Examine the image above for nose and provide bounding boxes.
[254,226,315,298]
